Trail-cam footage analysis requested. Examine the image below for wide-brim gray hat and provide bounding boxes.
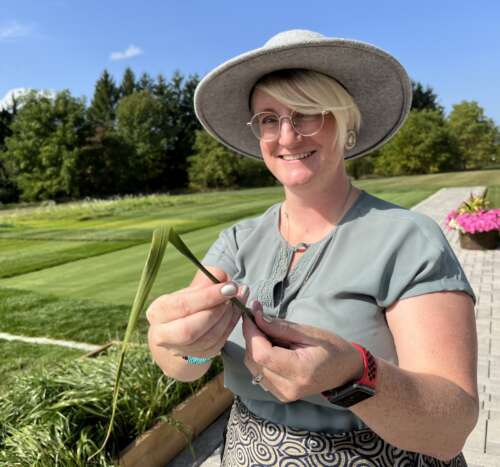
[194,29,412,161]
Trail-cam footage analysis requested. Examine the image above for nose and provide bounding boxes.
[278,116,302,146]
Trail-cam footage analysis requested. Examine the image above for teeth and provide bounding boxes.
[280,151,314,161]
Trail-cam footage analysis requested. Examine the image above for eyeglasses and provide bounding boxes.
[247,110,328,142]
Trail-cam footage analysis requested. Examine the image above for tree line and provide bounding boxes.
[0,71,498,203]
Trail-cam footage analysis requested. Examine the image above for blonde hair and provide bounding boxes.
[252,69,361,152]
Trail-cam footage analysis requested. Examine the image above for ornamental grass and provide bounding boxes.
[0,343,222,466]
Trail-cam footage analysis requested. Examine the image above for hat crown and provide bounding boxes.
[263,29,326,48]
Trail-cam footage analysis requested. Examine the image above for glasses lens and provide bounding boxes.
[292,112,324,136]
[250,112,280,141]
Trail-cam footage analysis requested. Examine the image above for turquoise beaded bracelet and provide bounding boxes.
[182,356,212,364]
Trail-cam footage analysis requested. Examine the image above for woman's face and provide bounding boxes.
[251,89,343,191]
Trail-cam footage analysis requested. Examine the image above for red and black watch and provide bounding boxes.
[321,343,377,408]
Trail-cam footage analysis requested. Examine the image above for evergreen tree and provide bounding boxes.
[165,72,202,189]
[120,67,136,98]
[411,80,443,113]
[136,72,155,93]
[448,101,498,170]
[88,69,119,128]
[154,74,170,98]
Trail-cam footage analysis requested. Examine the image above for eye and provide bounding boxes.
[260,113,279,125]
[293,112,317,124]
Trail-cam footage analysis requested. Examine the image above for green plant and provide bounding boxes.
[0,344,222,466]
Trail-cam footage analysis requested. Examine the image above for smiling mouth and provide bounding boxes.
[278,150,316,161]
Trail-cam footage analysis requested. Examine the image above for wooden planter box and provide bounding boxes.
[117,373,233,467]
[459,230,499,250]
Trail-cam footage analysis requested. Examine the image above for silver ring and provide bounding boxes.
[251,374,264,385]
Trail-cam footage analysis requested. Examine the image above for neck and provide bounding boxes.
[281,174,357,245]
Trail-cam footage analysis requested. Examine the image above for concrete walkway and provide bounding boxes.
[175,186,499,466]
[411,186,500,466]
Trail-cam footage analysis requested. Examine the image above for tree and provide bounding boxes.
[188,130,275,190]
[88,69,119,128]
[115,91,169,190]
[411,80,443,113]
[3,90,89,201]
[0,105,20,203]
[345,154,376,180]
[73,127,136,197]
[136,72,155,93]
[373,109,461,176]
[448,101,498,170]
[163,72,202,189]
[119,67,136,98]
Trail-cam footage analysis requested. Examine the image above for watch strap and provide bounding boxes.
[321,343,377,407]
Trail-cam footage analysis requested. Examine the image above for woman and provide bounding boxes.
[147,30,478,466]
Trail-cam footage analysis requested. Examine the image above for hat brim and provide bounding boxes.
[194,37,412,161]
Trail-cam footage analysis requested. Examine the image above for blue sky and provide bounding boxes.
[1,0,499,123]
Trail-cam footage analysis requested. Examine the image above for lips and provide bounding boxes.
[278,150,316,161]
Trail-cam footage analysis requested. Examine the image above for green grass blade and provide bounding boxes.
[91,225,169,459]
[168,228,254,321]
[91,226,252,460]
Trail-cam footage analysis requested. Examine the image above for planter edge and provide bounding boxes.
[118,372,233,467]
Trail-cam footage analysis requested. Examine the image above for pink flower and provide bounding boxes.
[445,208,500,234]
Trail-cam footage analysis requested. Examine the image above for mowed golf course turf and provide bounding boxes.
[1,170,499,387]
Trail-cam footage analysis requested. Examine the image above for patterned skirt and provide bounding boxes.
[221,398,467,467]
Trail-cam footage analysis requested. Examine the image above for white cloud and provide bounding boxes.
[0,21,31,41]
[0,88,57,110]
[0,88,30,110]
[110,44,143,61]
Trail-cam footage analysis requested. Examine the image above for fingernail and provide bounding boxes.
[221,282,238,297]
[239,285,250,299]
[262,313,274,323]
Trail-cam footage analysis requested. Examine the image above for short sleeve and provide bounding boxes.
[202,226,239,278]
[376,216,476,308]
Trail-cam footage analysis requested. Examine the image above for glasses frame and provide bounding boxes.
[246,110,329,142]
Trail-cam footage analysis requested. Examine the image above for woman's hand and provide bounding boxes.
[242,301,363,402]
[147,276,248,359]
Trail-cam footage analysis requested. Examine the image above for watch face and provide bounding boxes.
[323,384,376,408]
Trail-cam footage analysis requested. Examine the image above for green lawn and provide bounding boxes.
[0,287,133,343]
[0,169,498,386]
[1,220,236,304]
[0,188,284,241]
[0,239,139,278]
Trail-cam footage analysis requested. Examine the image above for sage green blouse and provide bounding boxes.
[202,190,476,433]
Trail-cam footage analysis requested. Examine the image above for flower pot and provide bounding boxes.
[459,231,499,250]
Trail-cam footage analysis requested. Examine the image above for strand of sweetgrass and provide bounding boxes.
[92,226,251,458]
[91,225,169,458]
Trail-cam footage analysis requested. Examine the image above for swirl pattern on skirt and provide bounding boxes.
[221,398,467,467]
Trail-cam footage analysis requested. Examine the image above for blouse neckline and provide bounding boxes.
[274,189,366,251]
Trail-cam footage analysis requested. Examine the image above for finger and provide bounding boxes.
[147,281,240,324]
[244,350,298,400]
[243,311,304,380]
[190,285,248,354]
[185,304,238,353]
[151,303,228,348]
[254,307,327,346]
[154,284,248,352]
[198,309,241,357]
